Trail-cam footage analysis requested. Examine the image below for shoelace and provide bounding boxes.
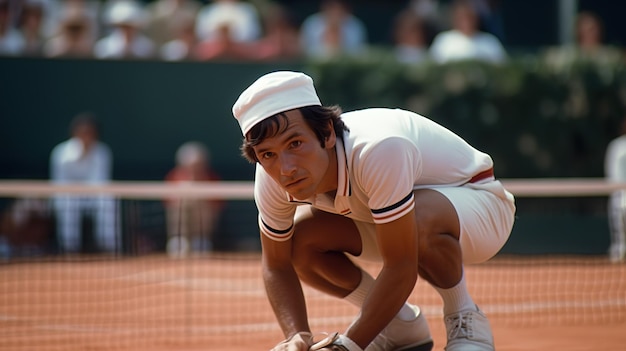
[445,312,472,340]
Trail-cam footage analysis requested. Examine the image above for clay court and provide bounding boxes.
[1,253,624,351]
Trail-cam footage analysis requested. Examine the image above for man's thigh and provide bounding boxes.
[432,184,515,264]
[293,205,363,257]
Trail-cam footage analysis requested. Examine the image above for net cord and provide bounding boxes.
[1,178,626,199]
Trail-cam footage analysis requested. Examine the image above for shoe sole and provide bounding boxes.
[396,340,434,351]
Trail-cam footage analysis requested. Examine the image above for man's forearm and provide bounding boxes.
[346,264,417,349]
[263,264,311,338]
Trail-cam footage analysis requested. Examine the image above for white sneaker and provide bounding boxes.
[366,305,433,351]
[444,306,494,351]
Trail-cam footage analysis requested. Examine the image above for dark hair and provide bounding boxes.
[240,105,348,163]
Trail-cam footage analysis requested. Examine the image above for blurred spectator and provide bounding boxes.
[0,197,54,257]
[194,20,252,60]
[409,0,444,39]
[429,0,506,64]
[159,10,197,61]
[46,0,101,44]
[451,0,505,42]
[392,8,429,64]
[50,112,118,254]
[144,0,201,49]
[248,3,301,61]
[544,11,623,67]
[94,0,155,59]
[17,0,49,56]
[299,0,368,59]
[604,116,626,263]
[164,142,223,256]
[576,11,605,52]
[0,0,25,55]
[410,0,440,23]
[195,0,261,44]
[43,4,94,57]
[193,0,263,60]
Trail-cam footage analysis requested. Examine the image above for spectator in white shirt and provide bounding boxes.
[429,0,506,64]
[43,5,95,58]
[195,0,261,44]
[50,113,118,253]
[94,0,155,59]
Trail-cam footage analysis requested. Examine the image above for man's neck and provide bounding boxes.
[318,146,339,196]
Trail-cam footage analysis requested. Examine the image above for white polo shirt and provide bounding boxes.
[254,108,494,241]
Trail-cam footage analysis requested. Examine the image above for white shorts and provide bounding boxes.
[353,180,516,264]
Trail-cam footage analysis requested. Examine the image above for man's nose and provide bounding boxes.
[279,154,297,176]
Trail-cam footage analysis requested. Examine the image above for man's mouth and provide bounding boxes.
[284,178,304,188]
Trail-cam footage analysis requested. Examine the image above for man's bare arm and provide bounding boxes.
[345,212,419,349]
[261,234,311,339]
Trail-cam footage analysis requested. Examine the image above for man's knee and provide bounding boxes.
[291,207,362,268]
[413,191,462,267]
[291,212,334,270]
[413,191,460,241]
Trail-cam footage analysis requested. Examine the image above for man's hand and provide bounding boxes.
[309,333,363,351]
[271,332,314,351]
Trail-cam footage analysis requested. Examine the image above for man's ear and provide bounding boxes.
[325,122,337,149]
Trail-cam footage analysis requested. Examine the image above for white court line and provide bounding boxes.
[119,271,626,292]
[118,272,267,296]
[113,272,626,306]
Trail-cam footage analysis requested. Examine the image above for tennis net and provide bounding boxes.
[0,180,624,351]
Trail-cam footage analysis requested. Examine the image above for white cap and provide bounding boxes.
[232,71,321,136]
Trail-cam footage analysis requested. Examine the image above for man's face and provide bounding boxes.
[73,123,98,150]
[252,110,337,200]
[453,6,478,35]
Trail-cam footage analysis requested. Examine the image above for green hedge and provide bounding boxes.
[2,54,623,253]
[303,52,626,254]
[306,50,626,179]
[2,55,624,181]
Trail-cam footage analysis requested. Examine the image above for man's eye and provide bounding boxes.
[290,141,302,148]
[261,152,274,159]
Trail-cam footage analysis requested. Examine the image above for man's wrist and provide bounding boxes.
[271,331,314,351]
[287,331,314,345]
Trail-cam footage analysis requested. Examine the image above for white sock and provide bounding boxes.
[434,270,475,316]
[344,269,417,321]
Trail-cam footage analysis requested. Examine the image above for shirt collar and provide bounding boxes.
[335,138,351,198]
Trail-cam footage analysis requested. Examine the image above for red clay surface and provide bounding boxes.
[1,254,624,351]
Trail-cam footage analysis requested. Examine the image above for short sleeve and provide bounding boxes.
[254,165,297,241]
[355,137,422,224]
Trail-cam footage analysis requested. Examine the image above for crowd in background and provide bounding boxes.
[2,0,626,258]
[0,0,623,64]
